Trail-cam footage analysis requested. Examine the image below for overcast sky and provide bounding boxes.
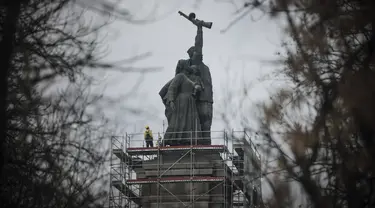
[96,0,284,135]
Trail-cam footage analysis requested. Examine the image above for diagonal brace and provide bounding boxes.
[160,149,192,177]
[158,183,188,207]
[186,181,224,207]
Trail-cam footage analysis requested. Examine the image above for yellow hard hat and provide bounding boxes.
[145,125,149,129]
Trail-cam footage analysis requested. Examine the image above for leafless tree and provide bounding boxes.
[0,0,160,207]
[217,0,375,207]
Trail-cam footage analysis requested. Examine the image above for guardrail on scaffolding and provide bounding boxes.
[229,130,261,162]
[108,130,262,208]
[123,130,228,147]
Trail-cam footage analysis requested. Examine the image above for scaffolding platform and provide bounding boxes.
[108,130,262,208]
[126,176,226,184]
[126,144,228,155]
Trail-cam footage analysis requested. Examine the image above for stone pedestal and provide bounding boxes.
[134,151,232,208]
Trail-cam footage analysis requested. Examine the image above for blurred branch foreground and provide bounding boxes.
[3,0,375,207]
[219,0,375,207]
[0,0,157,207]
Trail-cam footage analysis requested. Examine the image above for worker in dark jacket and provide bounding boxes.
[156,133,163,147]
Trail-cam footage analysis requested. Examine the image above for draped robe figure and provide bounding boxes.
[163,71,202,146]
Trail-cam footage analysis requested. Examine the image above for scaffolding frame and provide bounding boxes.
[109,130,261,208]
[230,130,262,207]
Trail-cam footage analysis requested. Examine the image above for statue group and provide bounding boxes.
[159,12,213,146]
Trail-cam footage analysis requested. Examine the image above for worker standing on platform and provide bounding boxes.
[144,126,153,148]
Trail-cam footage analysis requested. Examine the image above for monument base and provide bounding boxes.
[135,151,232,208]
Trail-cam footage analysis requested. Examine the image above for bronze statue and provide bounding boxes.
[159,11,213,146]
[162,67,202,146]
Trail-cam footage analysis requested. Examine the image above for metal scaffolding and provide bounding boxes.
[108,130,262,208]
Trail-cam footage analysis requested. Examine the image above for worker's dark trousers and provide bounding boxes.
[196,101,213,145]
[146,140,153,148]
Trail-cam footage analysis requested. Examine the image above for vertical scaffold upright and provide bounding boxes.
[108,130,262,208]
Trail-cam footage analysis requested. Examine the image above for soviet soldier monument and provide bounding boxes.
[159,11,213,146]
[110,11,262,208]
[126,12,236,208]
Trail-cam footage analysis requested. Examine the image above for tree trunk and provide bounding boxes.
[0,0,22,180]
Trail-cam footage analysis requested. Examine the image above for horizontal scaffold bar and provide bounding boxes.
[126,145,227,155]
[127,176,226,184]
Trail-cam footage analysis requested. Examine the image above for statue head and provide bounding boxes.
[182,65,199,76]
[187,46,195,58]
[182,67,193,75]
[187,46,203,63]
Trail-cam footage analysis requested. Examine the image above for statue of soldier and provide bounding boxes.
[175,18,213,145]
[159,12,213,145]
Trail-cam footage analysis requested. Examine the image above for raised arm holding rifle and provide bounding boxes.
[175,11,211,75]
[177,11,214,144]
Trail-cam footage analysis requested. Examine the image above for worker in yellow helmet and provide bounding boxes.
[144,125,153,148]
